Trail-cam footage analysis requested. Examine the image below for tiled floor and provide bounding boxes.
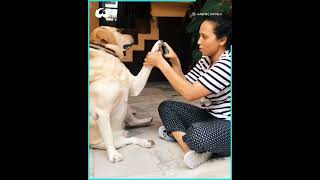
[89,81,231,178]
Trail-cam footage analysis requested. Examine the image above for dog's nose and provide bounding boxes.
[124,35,134,44]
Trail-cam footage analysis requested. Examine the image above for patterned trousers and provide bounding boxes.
[158,100,230,156]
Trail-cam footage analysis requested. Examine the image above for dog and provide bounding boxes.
[90,26,163,163]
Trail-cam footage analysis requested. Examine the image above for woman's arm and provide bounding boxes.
[145,51,211,101]
[162,42,185,79]
[170,57,185,79]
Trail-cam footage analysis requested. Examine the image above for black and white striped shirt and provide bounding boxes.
[185,50,231,120]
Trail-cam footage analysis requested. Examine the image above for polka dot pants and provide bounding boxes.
[158,100,230,156]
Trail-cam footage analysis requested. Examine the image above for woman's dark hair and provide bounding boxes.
[204,13,232,50]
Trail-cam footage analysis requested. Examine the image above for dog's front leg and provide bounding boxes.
[128,40,163,96]
[128,66,153,96]
[96,111,123,163]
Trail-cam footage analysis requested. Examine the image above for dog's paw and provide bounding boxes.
[150,40,163,52]
[122,130,129,137]
[123,117,153,129]
[108,150,123,163]
[138,139,155,148]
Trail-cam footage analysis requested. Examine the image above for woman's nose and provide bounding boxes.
[197,37,202,45]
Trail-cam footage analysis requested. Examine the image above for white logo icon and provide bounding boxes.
[95,8,117,21]
[95,8,106,18]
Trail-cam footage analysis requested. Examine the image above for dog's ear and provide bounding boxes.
[95,27,117,45]
[90,28,99,43]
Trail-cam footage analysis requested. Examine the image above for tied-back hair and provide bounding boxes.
[205,12,232,50]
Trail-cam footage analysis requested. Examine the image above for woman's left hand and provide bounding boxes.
[144,51,165,68]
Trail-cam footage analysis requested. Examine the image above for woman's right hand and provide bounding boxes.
[163,42,179,65]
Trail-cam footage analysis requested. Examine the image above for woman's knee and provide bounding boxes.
[158,100,174,122]
[158,100,178,114]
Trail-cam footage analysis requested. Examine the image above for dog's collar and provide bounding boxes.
[90,42,119,58]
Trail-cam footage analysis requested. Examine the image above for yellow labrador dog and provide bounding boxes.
[90,26,163,163]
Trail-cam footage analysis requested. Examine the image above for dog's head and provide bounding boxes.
[90,26,134,55]
[90,26,134,82]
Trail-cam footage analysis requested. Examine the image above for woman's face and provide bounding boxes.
[198,20,226,57]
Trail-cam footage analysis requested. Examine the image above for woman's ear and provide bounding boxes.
[219,36,227,46]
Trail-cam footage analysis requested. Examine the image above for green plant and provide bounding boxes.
[184,0,232,67]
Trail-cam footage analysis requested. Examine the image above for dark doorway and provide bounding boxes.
[124,17,193,82]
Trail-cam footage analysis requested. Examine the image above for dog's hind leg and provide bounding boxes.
[123,105,153,129]
[114,136,155,149]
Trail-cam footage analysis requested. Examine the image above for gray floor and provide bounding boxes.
[89,81,231,179]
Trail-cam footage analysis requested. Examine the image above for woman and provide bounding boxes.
[144,14,232,169]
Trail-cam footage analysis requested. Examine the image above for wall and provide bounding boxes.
[90,2,99,34]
